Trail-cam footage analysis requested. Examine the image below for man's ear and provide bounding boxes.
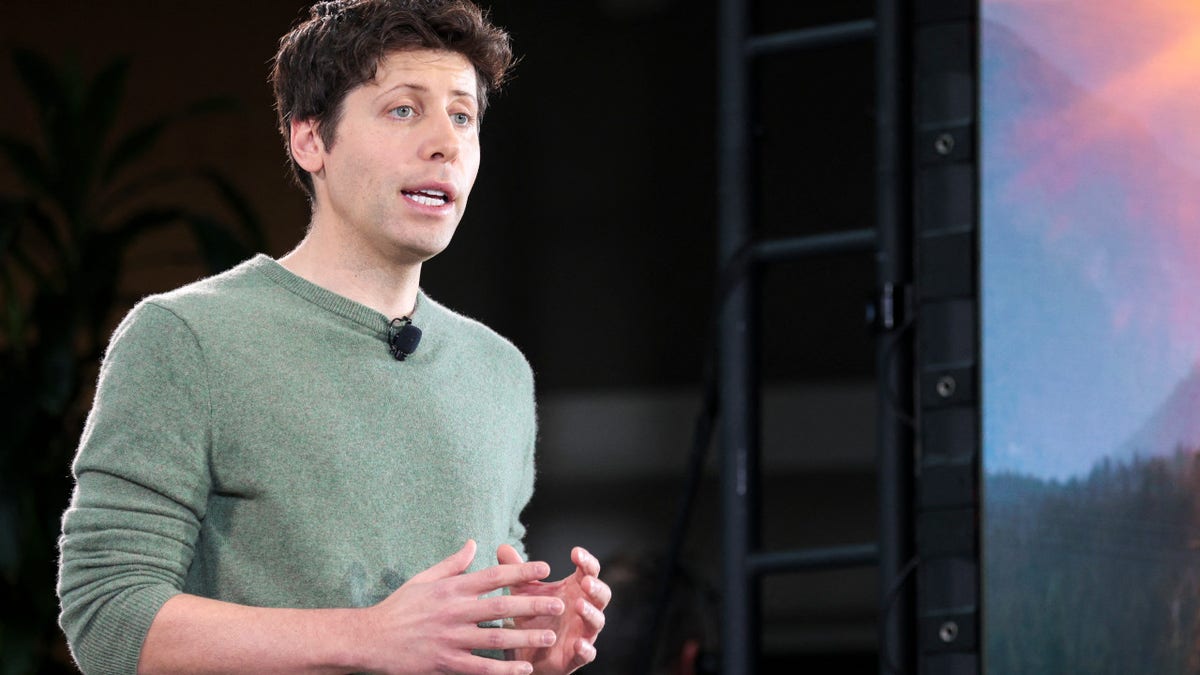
[290,117,326,175]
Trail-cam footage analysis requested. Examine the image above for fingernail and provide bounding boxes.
[543,631,557,646]
[521,664,534,675]
[550,599,565,613]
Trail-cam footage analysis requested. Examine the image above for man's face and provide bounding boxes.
[308,49,482,265]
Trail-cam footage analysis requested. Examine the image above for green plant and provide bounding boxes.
[0,49,263,673]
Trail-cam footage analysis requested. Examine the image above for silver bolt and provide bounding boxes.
[939,620,959,643]
[935,133,956,155]
[936,375,957,398]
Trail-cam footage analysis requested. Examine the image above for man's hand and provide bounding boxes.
[357,539,566,675]
[138,540,562,675]
[496,544,611,675]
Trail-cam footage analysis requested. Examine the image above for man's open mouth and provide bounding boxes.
[403,189,449,207]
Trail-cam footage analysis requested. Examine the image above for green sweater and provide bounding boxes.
[57,255,537,674]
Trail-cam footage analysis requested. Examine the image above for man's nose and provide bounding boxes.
[422,114,461,162]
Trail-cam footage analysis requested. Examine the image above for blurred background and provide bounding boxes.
[0,1,882,672]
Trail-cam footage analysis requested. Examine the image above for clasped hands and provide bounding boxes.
[360,539,610,675]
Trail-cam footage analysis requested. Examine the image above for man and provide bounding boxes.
[56,1,610,673]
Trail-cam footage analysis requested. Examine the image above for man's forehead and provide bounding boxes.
[371,49,478,90]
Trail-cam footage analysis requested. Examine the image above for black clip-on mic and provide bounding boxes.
[387,316,422,361]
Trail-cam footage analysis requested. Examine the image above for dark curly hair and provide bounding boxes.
[270,0,515,199]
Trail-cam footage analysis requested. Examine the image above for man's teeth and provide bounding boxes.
[405,189,448,206]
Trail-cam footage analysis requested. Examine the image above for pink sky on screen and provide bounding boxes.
[991,0,1200,355]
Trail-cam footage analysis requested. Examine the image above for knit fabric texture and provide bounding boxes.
[57,255,537,674]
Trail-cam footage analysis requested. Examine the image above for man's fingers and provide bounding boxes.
[496,543,524,565]
[571,546,601,577]
[582,575,612,609]
[409,539,478,584]
[571,638,598,668]
[577,596,606,634]
[444,649,535,675]
[459,559,551,595]
[458,624,558,653]
[407,541,549,594]
[477,593,565,622]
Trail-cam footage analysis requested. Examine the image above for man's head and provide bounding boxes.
[270,0,514,199]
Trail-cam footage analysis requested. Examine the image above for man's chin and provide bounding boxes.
[389,240,453,267]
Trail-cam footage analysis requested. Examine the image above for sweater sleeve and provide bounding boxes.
[58,302,214,675]
[507,366,537,562]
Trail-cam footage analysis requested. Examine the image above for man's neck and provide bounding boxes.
[278,227,422,320]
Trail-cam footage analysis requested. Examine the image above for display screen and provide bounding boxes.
[981,0,1200,671]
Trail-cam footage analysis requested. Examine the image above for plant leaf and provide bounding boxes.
[182,212,255,273]
[31,318,77,415]
[9,50,65,131]
[196,168,266,250]
[94,167,192,222]
[0,196,21,253]
[0,199,23,347]
[67,57,132,208]
[0,197,56,291]
[73,230,126,347]
[11,51,89,213]
[20,200,70,274]
[0,137,51,197]
[99,119,169,187]
[101,96,240,184]
[8,244,52,294]
[110,207,187,245]
[1,281,27,358]
[84,58,129,154]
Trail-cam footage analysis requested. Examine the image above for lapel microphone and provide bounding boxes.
[387,317,422,361]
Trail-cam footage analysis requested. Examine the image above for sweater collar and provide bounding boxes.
[248,254,432,336]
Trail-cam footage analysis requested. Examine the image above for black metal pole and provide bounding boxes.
[717,0,759,673]
[753,229,878,264]
[874,0,915,672]
[746,19,876,57]
[748,543,879,575]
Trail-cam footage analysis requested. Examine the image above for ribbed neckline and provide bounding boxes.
[247,254,431,338]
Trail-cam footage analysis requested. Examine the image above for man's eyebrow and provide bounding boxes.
[374,83,427,101]
[374,83,478,104]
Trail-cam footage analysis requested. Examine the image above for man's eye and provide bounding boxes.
[451,112,473,126]
[391,105,415,118]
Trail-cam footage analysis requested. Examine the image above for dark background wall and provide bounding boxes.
[1,1,882,671]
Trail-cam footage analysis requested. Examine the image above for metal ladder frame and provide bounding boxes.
[715,1,916,673]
